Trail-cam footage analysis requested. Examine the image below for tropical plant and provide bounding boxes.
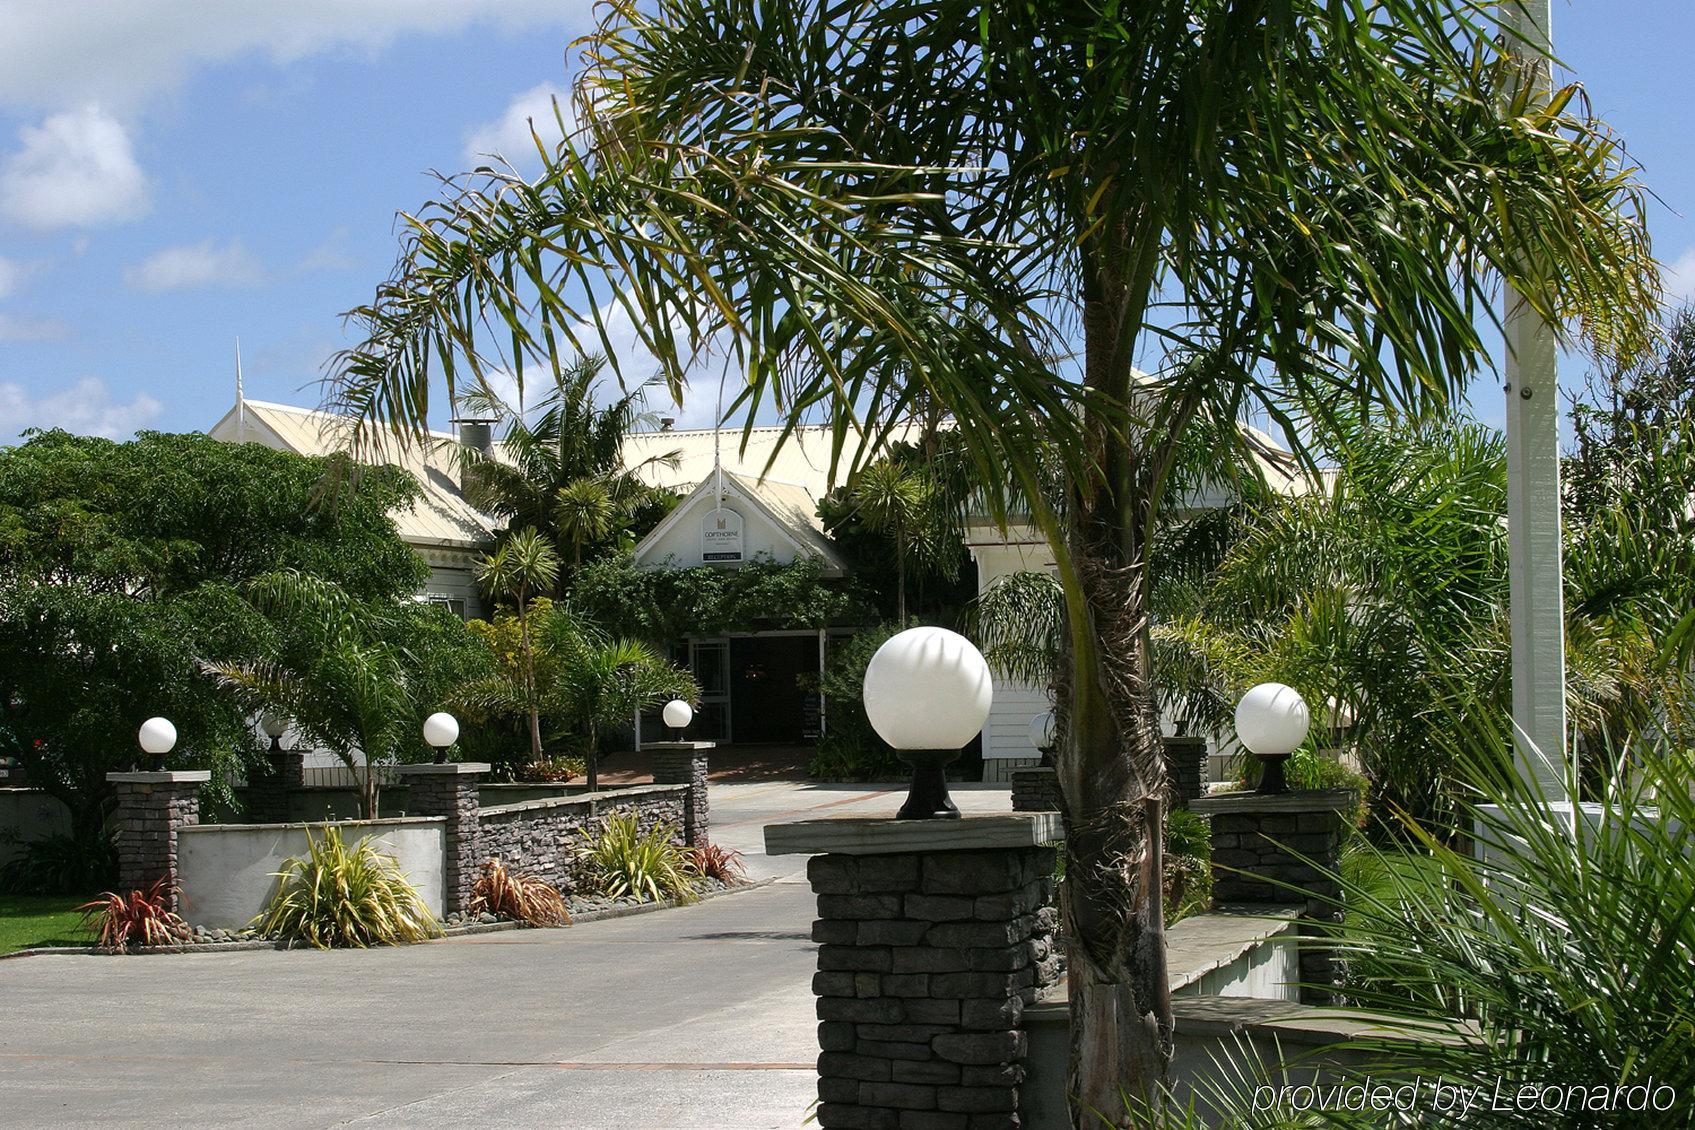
[77,877,190,952]
[477,527,562,761]
[205,571,489,819]
[577,811,697,904]
[844,461,928,624]
[0,430,424,846]
[327,0,1657,1113]
[254,826,439,948]
[459,352,680,574]
[0,827,118,896]
[1162,810,1212,926]
[458,599,695,791]
[469,857,570,926]
[687,842,747,884]
[804,624,907,782]
[510,756,587,783]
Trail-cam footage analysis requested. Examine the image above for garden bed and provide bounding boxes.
[0,876,771,959]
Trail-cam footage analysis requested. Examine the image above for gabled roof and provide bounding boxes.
[632,468,849,577]
[622,421,933,498]
[206,399,495,551]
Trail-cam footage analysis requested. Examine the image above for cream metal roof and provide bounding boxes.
[622,421,932,497]
[206,399,495,551]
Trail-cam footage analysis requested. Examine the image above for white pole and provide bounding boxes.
[1501,0,1569,800]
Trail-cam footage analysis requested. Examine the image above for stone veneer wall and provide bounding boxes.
[111,772,208,911]
[1008,768,1062,815]
[809,845,1063,1128]
[478,784,688,894]
[649,745,710,846]
[1196,789,1356,1005]
[1162,736,1208,808]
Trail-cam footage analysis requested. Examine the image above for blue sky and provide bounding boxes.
[1,1,1691,444]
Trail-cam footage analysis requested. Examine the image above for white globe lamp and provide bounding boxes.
[1234,683,1310,794]
[1028,711,1057,766]
[863,626,993,819]
[138,717,177,767]
[662,699,694,733]
[422,711,460,763]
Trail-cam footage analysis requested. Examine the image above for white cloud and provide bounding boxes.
[0,105,149,230]
[0,313,70,342]
[297,227,359,273]
[1662,246,1695,310]
[0,2,586,111]
[463,82,575,169]
[0,256,22,298]
[0,377,162,440]
[125,239,264,293]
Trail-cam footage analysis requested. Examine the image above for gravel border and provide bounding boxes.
[0,877,774,961]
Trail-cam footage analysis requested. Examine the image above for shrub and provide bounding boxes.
[77,878,189,952]
[0,827,118,895]
[469,858,570,926]
[254,826,438,948]
[806,625,910,781]
[512,756,586,783]
[688,842,747,884]
[577,812,697,904]
[1163,809,1213,924]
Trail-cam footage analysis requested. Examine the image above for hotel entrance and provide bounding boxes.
[651,631,831,745]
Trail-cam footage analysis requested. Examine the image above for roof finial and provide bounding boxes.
[713,354,726,504]
[235,337,246,442]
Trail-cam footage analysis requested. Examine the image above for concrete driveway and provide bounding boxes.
[0,779,1011,1129]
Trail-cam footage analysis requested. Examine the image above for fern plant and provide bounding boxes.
[577,812,697,904]
[254,826,438,949]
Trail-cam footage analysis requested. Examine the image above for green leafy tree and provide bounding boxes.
[327,2,1655,1111]
[0,430,426,839]
[205,571,490,820]
[477,527,561,761]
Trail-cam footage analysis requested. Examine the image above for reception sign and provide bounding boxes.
[702,506,744,562]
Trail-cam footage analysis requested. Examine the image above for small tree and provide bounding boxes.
[477,527,561,761]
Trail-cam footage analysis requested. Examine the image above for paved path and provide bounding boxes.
[0,779,1011,1129]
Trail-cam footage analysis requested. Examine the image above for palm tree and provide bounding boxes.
[204,571,473,819]
[327,2,1656,1115]
[460,352,679,581]
[477,527,561,761]
[847,460,928,623]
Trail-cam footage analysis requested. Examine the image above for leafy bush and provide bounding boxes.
[0,828,118,895]
[806,625,909,780]
[512,756,586,783]
[77,878,189,952]
[469,858,570,926]
[577,812,697,904]
[1164,809,1213,924]
[688,842,747,883]
[254,826,439,948]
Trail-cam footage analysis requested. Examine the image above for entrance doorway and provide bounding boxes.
[728,635,821,744]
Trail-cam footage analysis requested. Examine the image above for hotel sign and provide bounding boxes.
[702,506,744,562]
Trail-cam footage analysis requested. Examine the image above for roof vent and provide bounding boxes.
[660,417,676,431]
[455,418,497,456]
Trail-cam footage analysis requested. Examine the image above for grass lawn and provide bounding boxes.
[0,894,95,955]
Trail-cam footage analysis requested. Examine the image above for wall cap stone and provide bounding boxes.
[106,770,212,784]
[392,762,491,777]
[182,815,448,834]
[765,813,1062,856]
[480,782,688,818]
[642,741,717,751]
[1191,789,1357,816]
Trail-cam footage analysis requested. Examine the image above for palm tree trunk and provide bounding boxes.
[896,534,908,624]
[585,732,599,793]
[361,763,379,821]
[1061,231,1173,1126]
[518,588,543,761]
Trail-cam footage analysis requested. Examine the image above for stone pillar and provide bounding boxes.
[767,813,1065,1129]
[1190,789,1356,1004]
[395,762,487,915]
[247,748,305,825]
[647,740,713,846]
[1162,736,1209,809]
[107,770,210,910]
[1008,767,1063,816]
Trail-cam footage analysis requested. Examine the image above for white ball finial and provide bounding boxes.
[662,699,694,730]
[1234,683,1310,757]
[1028,711,1056,752]
[422,711,460,749]
[138,717,177,756]
[863,627,993,750]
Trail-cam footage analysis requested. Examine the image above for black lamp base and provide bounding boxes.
[1256,753,1291,795]
[897,749,961,820]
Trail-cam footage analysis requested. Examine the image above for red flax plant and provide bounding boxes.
[77,878,191,952]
